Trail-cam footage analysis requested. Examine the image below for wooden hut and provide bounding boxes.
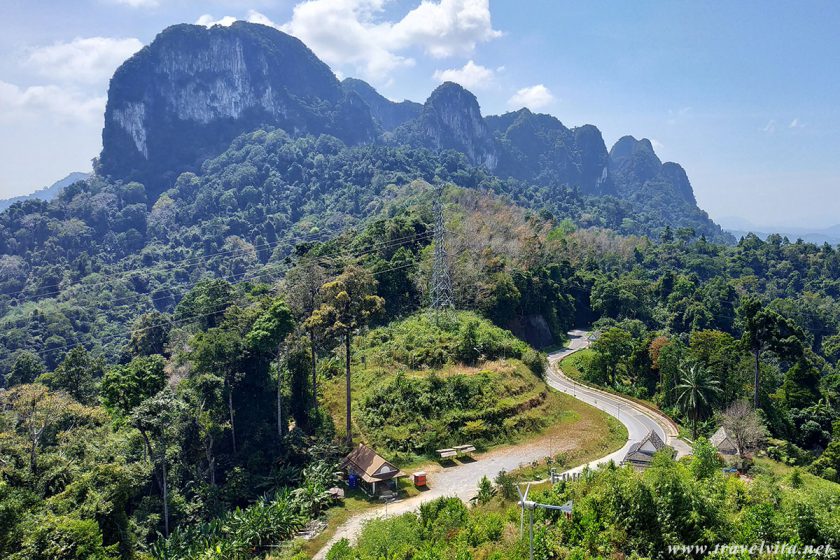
[710,427,739,456]
[622,430,670,470]
[342,444,405,496]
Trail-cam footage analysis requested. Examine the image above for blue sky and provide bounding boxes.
[0,0,838,228]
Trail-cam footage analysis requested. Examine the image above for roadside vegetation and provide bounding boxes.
[324,441,840,560]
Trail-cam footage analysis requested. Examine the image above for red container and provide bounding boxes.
[413,471,427,487]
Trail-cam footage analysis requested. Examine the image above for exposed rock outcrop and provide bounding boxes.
[100,22,377,195]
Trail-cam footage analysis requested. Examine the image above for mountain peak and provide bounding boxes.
[99,21,377,195]
[392,82,497,169]
[609,135,658,162]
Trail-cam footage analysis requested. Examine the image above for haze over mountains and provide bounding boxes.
[96,21,724,241]
[0,172,90,212]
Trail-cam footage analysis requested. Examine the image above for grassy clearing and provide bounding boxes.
[753,456,840,493]
[290,392,627,559]
[322,312,552,462]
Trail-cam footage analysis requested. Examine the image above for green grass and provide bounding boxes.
[559,348,591,380]
[753,456,840,494]
[322,311,554,462]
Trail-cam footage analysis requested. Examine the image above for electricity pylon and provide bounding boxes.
[429,185,454,316]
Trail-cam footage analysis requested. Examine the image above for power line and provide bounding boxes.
[2,230,434,316]
[3,225,433,305]
[23,254,425,361]
[0,232,435,342]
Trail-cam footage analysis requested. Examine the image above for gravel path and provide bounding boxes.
[311,329,688,558]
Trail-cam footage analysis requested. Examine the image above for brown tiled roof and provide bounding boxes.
[342,444,405,483]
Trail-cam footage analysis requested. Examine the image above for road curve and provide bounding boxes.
[545,329,691,475]
[311,329,688,558]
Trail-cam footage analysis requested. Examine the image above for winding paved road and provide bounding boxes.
[546,329,691,471]
[311,329,688,559]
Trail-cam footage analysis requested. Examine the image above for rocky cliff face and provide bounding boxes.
[99,22,377,194]
[393,82,498,169]
[609,136,696,204]
[95,20,717,238]
[341,78,422,131]
[486,109,613,195]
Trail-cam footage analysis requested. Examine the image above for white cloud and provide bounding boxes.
[762,119,777,134]
[507,84,555,110]
[280,0,414,80]
[27,37,143,85]
[196,11,280,29]
[789,117,805,129]
[389,0,503,58]
[196,14,240,27]
[650,138,665,151]
[244,10,278,27]
[111,0,159,7]
[200,1,502,81]
[277,0,500,81]
[433,60,493,89]
[0,81,105,123]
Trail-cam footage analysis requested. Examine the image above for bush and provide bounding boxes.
[494,470,518,501]
[521,348,546,377]
[14,514,118,560]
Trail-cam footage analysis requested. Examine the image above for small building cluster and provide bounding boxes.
[623,426,744,471]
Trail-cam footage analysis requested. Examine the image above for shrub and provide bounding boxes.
[494,470,518,501]
[474,476,496,505]
[521,348,546,377]
[14,514,118,560]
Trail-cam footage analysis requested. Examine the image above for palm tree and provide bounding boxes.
[674,362,722,439]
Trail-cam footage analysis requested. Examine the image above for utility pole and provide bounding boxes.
[429,185,454,316]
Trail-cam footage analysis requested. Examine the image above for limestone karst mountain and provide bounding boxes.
[96,21,724,240]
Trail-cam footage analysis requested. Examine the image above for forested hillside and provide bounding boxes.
[2,18,839,560]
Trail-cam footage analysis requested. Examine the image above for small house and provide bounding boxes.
[342,444,405,496]
[622,430,670,470]
[710,427,739,456]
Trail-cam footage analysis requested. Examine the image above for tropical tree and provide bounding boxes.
[305,265,383,444]
[738,296,803,407]
[674,362,722,439]
[127,312,171,357]
[7,351,45,387]
[2,384,81,476]
[38,346,103,405]
[184,372,226,486]
[246,298,295,437]
[100,355,167,417]
[590,327,633,386]
[189,328,243,453]
[130,389,186,537]
[282,258,327,411]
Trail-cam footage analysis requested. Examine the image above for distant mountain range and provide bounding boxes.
[0,172,91,212]
[719,217,840,245]
[97,21,727,241]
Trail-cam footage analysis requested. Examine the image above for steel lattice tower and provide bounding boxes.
[430,186,454,312]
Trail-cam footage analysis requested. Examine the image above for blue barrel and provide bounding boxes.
[348,473,358,489]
